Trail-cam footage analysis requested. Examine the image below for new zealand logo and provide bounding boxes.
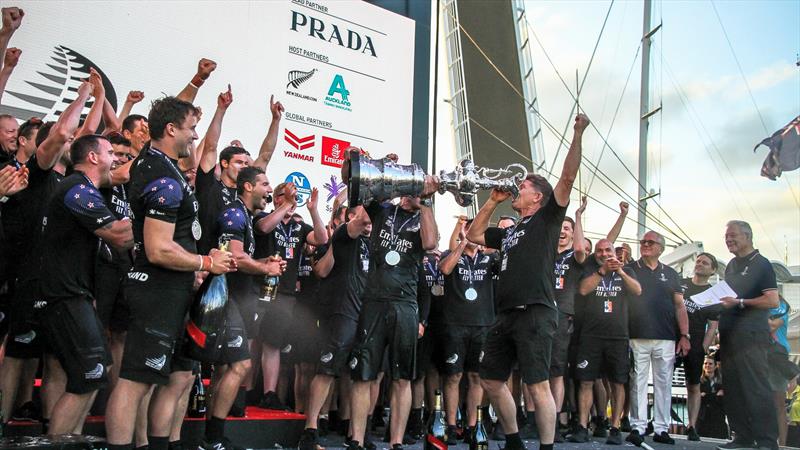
[283,129,315,162]
[285,68,318,103]
[0,45,118,126]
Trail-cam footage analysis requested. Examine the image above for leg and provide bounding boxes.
[526,380,556,444]
[49,391,96,435]
[628,339,652,433]
[16,357,39,409]
[0,356,24,423]
[42,354,67,424]
[444,373,463,426]
[609,383,625,428]
[211,360,252,420]
[339,377,352,420]
[593,379,608,422]
[149,371,194,438]
[135,387,154,447]
[389,379,412,445]
[169,373,194,443]
[576,381,594,428]
[650,340,675,434]
[71,391,99,434]
[305,374,335,429]
[350,380,372,445]
[776,390,788,446]
[261,343,281,394]
[466,372,483,427]
[109,331,127,390]
[686,383,701,428]
[105,379,152,444]
[481,379,518,434]
[550,376,564,418]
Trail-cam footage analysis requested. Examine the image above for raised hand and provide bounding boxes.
[77,80,93,99]
[4,47,20,68]
[270,95,284,120]
[576,195,588,215]
[197,58,217,81]
[87,67,104,98]
[574,113,590,132]
[1,7,24,35]
[126,90,145,104]
[490,187,511,203]
[619,201,629,215]
[0,165,28,197]
[218,84,233,109]
[307,187,319,210]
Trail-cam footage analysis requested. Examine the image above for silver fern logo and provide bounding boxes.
[285,68,318,103]
[0,45,118,123]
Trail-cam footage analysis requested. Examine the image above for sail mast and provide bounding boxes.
[638,0,661,239]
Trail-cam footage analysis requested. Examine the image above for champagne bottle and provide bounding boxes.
[469,407,488,450]
[187,369,207,418]
[425,390,448,450]
[258,252,281,302]
[186,239,231,362]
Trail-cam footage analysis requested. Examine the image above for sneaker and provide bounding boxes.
[620,416,631,432]
[463,427,473,445]
[606,427,622,445]
[653,431,675,445]
[592,416,608,438]
[406,411,424,440]
[401,433,416,445]
[519,421,539,439]
[625,430,644,446]
[11,401,41,422]
[198,437,244,450]
[686,426,700,442]
[258,391,290,411]
[297,429,320,450]
[228,403,246,418]
[391,445,403,450]
[567,425,589,443]
[644,421,654,436]
[318,417,330,437]
[345,440,363,450]
[445,425,458,445]
[716,440,755,450]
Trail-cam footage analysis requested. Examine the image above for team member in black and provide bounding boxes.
[467,114,589,450]
[346,163,438,450]
[680,253,720,441]
[437,219,498,442]
[549,196,588,441]
[569,239,640,444]
[256,181,327,410]
[299,206,372,450]
[104,97,234,450]
[716,220,779,450]
[38,135,134,434]
[199,166,285,450]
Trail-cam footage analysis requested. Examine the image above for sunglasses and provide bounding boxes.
[639,239,661,246]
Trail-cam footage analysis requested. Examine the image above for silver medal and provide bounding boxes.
[191,219,202,240]
[384,250,401,266]
[465,288,478,301]
[432,285,444,296]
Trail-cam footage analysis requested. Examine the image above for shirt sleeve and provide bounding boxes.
[217,206,248,243]
[64,183,116,231]
[141,176,184,223]
[364,201,386,224]
[758,258,778,292]
[484,227,504,250]
[194,166,217,197]
[332,223,350,244]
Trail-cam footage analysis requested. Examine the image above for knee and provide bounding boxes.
[467,372,481,386]
[481,378,504,394]
[686,384,700,395]
[231,360,253,378]
[393,379,411,390]
[446,373,462,386]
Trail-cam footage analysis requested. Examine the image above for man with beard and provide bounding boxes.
[104,97,234,450]
[467,114,590,450]
[38,135,134,434]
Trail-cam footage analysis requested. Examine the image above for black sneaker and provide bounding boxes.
[258,391,290,411]
[620,416,631,432]
[12,401,41,422]
[228,403,246,418]
[625,430,644,446]
[198,437,244,450]
[402,433,416,445]
[686,426,700,442]
[297,428,320,450]
[592,417,608,438]
[644,421,654,436]
[318,417,330,437]
[606,427,622,445]
[567,425,589,443]
[346,440,363,450]
[463,427,473,445]
[652,431,675,445]
[445,425,458,445]
[716,440,755,450]
[519,421,539,439]
[391,444,403,450]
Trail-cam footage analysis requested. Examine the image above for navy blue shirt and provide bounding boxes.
[720,250,777,333]
[216,199,255,298]
[626,259,683,340]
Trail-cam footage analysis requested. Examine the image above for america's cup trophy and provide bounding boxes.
[342,148,528,206]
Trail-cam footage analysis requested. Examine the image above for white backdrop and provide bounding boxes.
[4,0,416,214]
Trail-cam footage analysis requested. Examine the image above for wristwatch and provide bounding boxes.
[681,333,691,340]
[738,298,745,309]
[420,198,433,208]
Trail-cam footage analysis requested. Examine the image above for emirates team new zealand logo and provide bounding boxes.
[0,45,117,122]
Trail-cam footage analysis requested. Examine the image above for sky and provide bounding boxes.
[498,0,800,266]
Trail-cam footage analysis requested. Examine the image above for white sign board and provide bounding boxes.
[3,0,416,214]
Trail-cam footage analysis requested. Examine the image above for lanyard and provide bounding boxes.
[389,205,417,245]
[277,220,294,244]
[148,147,190,192]
[462,252,478,287]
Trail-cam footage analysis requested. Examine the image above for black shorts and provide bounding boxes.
[350,301,418,382]
[94,256,131,332]
[259,293,296,350]
[5,279,45,360]
[288,302,320,364]
[479,304,557,385]
[231,287,267,339]
[120,278,194,386]
[549,312,573,378]
[213,300,250,366]
[41,297,112,394]
[415,323,438,379]
[574,336,629,384]
[317,314,358,376]
[436,324,487,376]
[681,345,705,386]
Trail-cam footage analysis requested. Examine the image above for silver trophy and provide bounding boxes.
[345,150,528,207]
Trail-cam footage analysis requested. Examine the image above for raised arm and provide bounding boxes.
[117,90,144,123]
[252,95,284,169]
[553,113,589,207]
[0,7,23,73]
[198,84,233,174]
[101,98,122,134]
[313,243,335,278]
[0,47,20,103]
[606,201,629,244]
[573,195,588,263]
[448,216,467,252]
[305,188,329,246]
[346,206,370,239]
[75,68,106,138]
[176,58,216,103]
[36,81,92,170]
[467,189,510,246]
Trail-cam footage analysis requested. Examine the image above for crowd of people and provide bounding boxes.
[0,6,793,450]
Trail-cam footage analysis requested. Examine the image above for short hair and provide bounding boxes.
[273,182,288,198]
[498,215,517,225]
[584,237,592,248]
[524,173,553,204]
[0,113,15,122]
[645,230,666,247]
[697,252,719,270]
[563,216,575,228]
[106,131,132,147]
[122,114,147,133]
[147,97,198,140]
[70,134,109,165]
[17,117,43,143]
[35,121,56,148]
[220,145,249,164]
[236,166,265,195]
[726,220,753,241]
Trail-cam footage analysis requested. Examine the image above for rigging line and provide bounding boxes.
[445,96,686,245]
[587,43,642,192]
[441,5,690,243]
[658,49,783,256]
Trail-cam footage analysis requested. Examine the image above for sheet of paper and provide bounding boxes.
[690,280,738,307]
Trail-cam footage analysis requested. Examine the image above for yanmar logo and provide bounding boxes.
[321,136,349,168]
[283,129,315,163]
[0,45,118,124]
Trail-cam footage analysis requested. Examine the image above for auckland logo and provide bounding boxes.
[286,68,318,103]
[0,45,118,125]
[324,75,352,112]
[284,129,315,163]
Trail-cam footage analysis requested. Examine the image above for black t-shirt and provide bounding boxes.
[720,250,777,333]
[99,183,134,269]
[681,278,721,346]
[196,167,236,255]
[423,253,444,325]
[39,172,117,300]
[363,202,424,304]
[323,224,370,319]
[128,147,199,287]
[440,250,498,327]
[269,218,314,294]
[578,257,638,339]
[296,251,320,306]
[626,260,683,340]
[216,199,255,298]
[553,249,583,315]
[484,196,567,311]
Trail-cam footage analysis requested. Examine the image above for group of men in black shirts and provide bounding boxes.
[0,5,785,450]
